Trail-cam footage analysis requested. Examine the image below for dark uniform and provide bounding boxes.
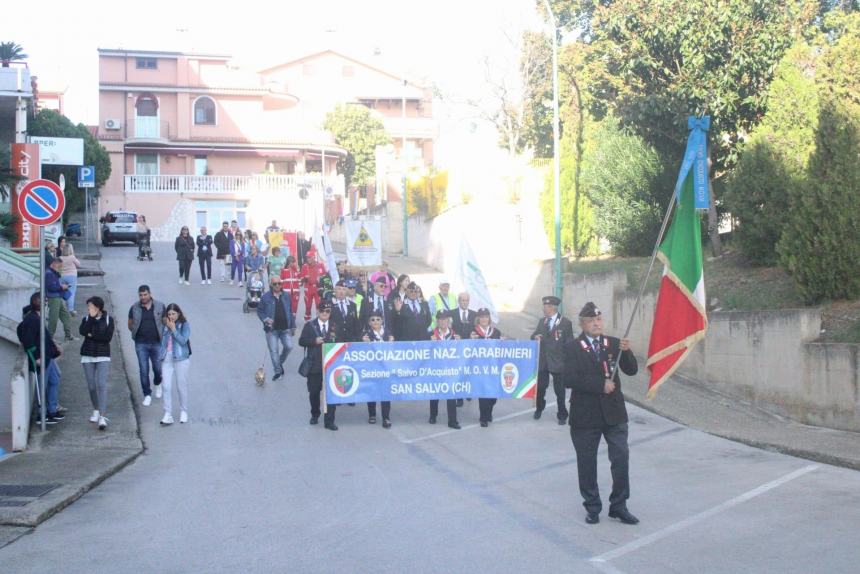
[362,311,393,428]
[566,302,639,525]
[330,293,360,342]
[360,278,392,331]
[429,310,460,429]
[298,302,339,430]
[451,307,477,341]
[393,285,431,342]
[531,295,573,424]
[471,308,501,426]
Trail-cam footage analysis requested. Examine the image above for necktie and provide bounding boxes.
[376,296,382,313]
[412,301,417,313]
[592,338,600,356]
[341,301,346,316]
[462,310,467,323]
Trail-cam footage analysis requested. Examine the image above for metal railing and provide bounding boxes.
[0,247,40,279]
[124,174,345,195]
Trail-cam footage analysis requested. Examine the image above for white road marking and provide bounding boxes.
[588,464,820,569]
[397,402,556,444]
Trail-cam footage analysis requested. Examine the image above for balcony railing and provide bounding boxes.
[124,174,345,196]
[381,116,438,139]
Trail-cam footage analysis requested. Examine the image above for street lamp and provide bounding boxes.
[541,0,562,300]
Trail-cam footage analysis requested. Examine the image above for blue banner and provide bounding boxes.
[675,116,710,209]
[323,340,539,404]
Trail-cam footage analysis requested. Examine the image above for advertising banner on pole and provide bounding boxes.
[323,339,539,404]
[345,218,382,267]
[10,143,40,248]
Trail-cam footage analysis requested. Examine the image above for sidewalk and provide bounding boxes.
[0,251,143,528]
[384,251,860,471]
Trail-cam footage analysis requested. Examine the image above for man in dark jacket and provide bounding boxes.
[360,277,391,331]
[214,221,231,282]
[531,295,573,424]
[196,226,214,284]
[298,302,338,430]
[128,285,165,406]
[17,292,64,424]
[451,292,476,340]
[330,280,360,342]
[393,282,431,342]
[566,302,639,526]
[46,257,74,341]
[257,275,296,381]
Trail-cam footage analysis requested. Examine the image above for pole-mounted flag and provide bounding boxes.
[645,117,710,397]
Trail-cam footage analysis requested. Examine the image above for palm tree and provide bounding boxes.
[0,42,27,67]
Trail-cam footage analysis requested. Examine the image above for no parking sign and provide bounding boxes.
[17,179,66,226]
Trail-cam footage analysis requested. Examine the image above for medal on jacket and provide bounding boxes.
[476,324,493,339]
[553,316,561,341]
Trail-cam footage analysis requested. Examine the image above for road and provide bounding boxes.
[1,242,859,573]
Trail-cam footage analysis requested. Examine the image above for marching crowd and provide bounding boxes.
[18,218,642,526]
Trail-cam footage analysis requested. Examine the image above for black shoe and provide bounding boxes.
[448,421,461,430]
[36,417,58,426]
[480,421,488,428]
[428,416,437,424]
[309,416,319,425]
[557,417,567,425]
[586,512,600,524]
[488,415,493,422]
[533,409,543,420]
[456,399,464,407]
[608,508,639,525]
[382,419,391,429]
[272,372,283,381]
[368,416,377,424]
[325,423,339,431]
[48,411,66,421]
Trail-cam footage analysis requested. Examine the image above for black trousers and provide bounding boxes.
[478,398,496,422]
[367,402,391,419]
[198,256,212,280]
[306,373,336,425]
[570,423,630,514]
[429,399,458,423]
[178,259,192,281]
[536,370,568,419]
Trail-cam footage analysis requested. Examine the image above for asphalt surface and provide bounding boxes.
[1,242,859,574]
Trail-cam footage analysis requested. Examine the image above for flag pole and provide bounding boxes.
[608,192,678,382]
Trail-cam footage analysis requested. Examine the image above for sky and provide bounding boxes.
[3,0,546,166]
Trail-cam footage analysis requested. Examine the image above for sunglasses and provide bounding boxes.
[319,309,331,314]
[370,317,382,322]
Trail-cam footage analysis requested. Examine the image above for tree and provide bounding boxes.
[0,42,27,67]
[579,115,672,256]
[722,42,820,265]
[546,0,820,254]
[28,110,111,222]
[777,17,860,302]
[323,104,389,190]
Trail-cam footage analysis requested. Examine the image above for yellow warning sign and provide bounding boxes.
[353,225,375,250]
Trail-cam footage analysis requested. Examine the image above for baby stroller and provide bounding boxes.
[243,270,265,313]
[137,234,153,261]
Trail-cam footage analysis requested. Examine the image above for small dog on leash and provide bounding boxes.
[255,366,266,387]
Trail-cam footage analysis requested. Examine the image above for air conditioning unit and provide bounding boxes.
[104,119,122,130]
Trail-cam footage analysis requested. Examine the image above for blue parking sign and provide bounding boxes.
[77,165,95,188]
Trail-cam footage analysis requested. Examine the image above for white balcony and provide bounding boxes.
[124,174,345,196]
[381,116,438,140]
[0,66,32,95]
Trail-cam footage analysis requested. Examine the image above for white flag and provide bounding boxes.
[320,224,339,285]
[455,240,498,323]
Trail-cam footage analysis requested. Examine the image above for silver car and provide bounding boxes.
[100,211,146,245]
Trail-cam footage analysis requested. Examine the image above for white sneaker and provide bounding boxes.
[229,280,234,285]
[179,411,188,424]
[160,413,174,425]
[98,416,108,430]
[201,280,206,285]
[207,279,212,285]
[142,395,152,407]
[238,281,244,287]
[90,410,100,423]
[184,281,191,286]
[179,278,184,284]
[154,385,163,399]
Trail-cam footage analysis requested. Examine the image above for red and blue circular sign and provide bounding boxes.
[17,179,65,226]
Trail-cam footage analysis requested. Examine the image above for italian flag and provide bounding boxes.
[646,173,708,398]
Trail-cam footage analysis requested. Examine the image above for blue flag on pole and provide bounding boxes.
[675,116,710,209]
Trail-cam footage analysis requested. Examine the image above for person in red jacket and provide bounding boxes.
[280,255,302,319]
[299,249,327,321]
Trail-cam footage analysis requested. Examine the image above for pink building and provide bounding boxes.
[97,48,436,239]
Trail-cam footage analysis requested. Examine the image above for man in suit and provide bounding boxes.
[330,279,360,342]
[214,221,232,282]
[567,302,639,525]
[451,292,476,340]
[196,226,214,284]
[393,282,431,342]
[298,302,338,430]
[531,295,574,424]
[360,277,391,330]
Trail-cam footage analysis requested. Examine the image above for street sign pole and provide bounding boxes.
[39,225,46,432]
[85,188,89,253]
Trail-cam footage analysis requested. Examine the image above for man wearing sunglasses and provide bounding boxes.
[257,276,296,381]
[298,302,339,430]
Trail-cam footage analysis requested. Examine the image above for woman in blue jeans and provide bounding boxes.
[229,231,246,287]
[159,303,191,425]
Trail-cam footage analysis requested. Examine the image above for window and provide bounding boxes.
[136,57,157,70]
[265,161,293,175]
[196,211,207,228]
[194,97,216,125]
[305,160,322,174]
[194,156,208,176]
[135,154,158,175]
[136,96,158,117]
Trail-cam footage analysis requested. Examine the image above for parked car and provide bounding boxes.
[65,223,82,237]
[100,211,146,246]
